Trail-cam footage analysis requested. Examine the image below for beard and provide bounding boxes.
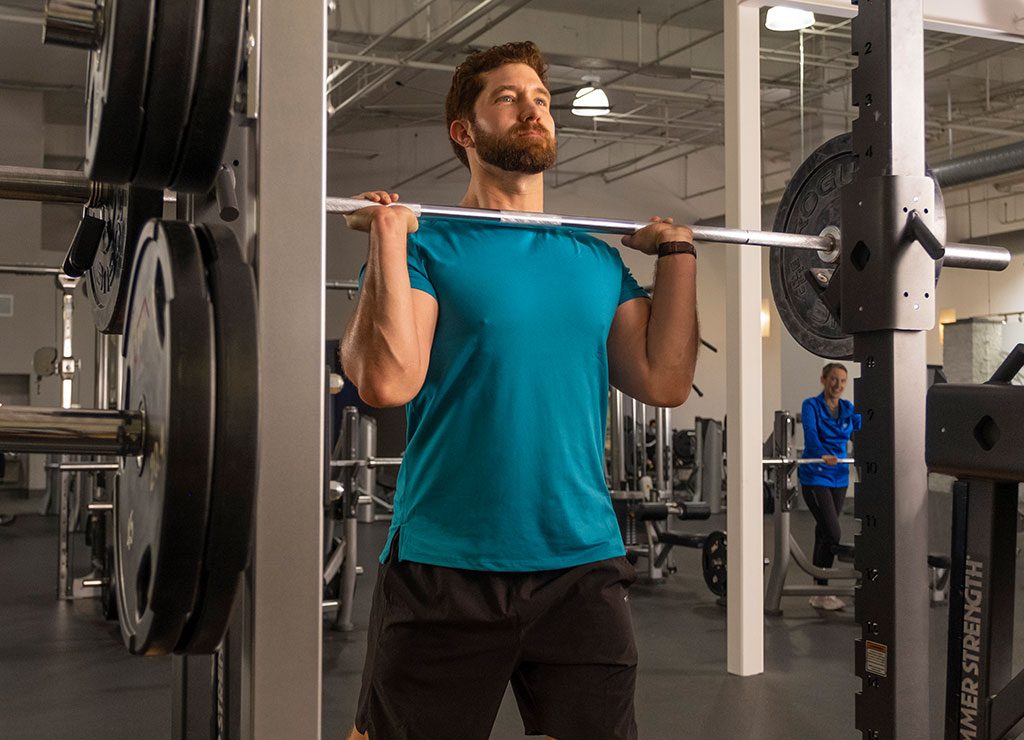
[471,123,557,174]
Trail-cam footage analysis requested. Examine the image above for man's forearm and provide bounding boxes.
[341,220,423,400]
[646,254,699,392]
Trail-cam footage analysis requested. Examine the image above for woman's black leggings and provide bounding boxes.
[801,485,847,585]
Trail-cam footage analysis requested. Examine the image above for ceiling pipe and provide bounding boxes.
[932,139,1024,188]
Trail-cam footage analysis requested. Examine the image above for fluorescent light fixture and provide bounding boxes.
[572,76,610,117]
[764,6,815,31]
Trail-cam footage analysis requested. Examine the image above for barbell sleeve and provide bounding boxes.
[0,406,145,456]
[941,242,1012,272]
[0,165,103,205]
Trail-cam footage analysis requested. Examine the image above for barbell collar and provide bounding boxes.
[0,406,144,456]
[42,0,102,50]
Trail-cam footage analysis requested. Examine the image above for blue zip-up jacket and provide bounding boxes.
[799,393,862,488]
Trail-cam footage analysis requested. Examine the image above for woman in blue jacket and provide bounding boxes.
[800,362,862,611]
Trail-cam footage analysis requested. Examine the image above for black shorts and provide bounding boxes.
[355,533,639,740]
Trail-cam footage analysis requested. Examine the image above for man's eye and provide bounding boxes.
[499,95,514,102]
[536,99,548,106]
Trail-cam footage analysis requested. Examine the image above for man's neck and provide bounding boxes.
[459,165,544,212]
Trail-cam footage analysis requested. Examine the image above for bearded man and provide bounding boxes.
[342,41,699,740]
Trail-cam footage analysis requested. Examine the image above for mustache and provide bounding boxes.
[511,124,551,137]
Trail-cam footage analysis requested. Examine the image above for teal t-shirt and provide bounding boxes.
[362,218,648,571]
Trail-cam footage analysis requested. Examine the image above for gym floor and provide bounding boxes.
[1,488,1021,739]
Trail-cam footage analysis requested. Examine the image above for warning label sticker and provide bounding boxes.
[866,641,888,677]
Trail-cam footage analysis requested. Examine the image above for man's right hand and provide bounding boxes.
[344,190,419,234]
[822,455,839,465]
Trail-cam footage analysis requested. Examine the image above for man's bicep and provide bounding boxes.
[412,288,439,379]
[607,297,652,397]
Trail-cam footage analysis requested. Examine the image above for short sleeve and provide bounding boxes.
[356,234,436,298]
[617,255,650,306]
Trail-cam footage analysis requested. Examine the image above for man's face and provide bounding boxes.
[467,62,556,173]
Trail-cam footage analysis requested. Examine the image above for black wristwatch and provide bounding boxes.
[657,241,697,260]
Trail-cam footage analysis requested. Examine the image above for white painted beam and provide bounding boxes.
[724,0,765,678]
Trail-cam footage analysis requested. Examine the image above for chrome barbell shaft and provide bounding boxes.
[0,406,144,456]
[326,196,833,252]
[763,457,855,465]
[330,456,404,469]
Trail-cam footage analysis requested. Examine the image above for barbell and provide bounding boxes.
[0,141,1012,360]
[327,133,1010,359]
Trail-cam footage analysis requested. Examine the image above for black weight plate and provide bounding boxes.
[769,133,946,359]
[702,530,727,598]
[115,219,215,656]
[170,0,246,193]
[84,185,164,335]
[132,0,205,188]
[176,223,258,654]
[85,0,157,183]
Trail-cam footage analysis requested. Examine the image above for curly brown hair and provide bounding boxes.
[445,41,549,169]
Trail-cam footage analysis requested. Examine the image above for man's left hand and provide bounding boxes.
[620,217,694,256]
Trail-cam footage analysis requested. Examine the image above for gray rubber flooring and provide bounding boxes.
[1,489,1021,739]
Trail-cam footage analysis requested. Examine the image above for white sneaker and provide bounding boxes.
[810,595,846,610]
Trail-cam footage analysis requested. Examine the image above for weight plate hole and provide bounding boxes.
[136,545,152,620]
[851,241,871,271]
[154,262,167,347]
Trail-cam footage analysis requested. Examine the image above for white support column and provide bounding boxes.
[724,0,764,677]
[251,0,326,738]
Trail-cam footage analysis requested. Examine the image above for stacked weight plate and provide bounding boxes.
[43,0,247,336]
[115,219,258,656]
[45,0,246,191]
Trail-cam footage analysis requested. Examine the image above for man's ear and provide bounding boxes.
[450,119,474,152]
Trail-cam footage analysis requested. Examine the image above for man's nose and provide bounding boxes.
[520,100,544,121]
